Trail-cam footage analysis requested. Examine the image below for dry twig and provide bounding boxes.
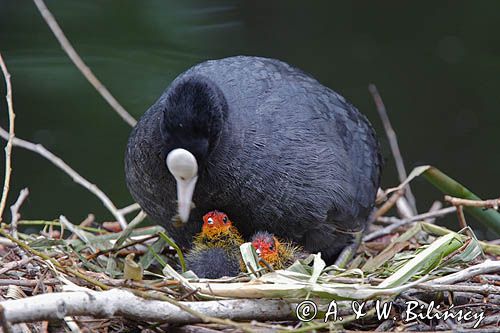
[456,205,469,230]
[1,289,293,326]
[0,53,15,222]
[118,203,141,216]
[32,0,137,127]
[0,128,128,229]
[0,53,128,228]
[0,257,32,275]
[445,195,500,210]
[0,304,14,333]
[371,189,405,222]
[9,188,29,239]
[0,228,109,290]
[431,260,500,285]
[412,282,500,295]
[424,200,443,223]
[364,206,457,241]
[369,84,417,215]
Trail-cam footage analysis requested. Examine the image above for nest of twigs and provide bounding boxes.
[1,176,499,333]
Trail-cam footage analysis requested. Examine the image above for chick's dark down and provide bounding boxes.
[125,56,382,263]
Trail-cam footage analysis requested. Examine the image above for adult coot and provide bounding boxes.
[125,56,381,263]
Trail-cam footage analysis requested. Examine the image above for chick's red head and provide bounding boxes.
[251,231,280,264]
[201,210,232,235]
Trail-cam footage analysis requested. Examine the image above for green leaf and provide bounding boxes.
[386,165,500,235]
[423,166,500,235]
[158,232,186,272]
[140,237,167,270]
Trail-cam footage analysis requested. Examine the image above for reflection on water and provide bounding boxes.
[1,1,499,238]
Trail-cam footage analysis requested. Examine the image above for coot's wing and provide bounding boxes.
[263,58,381,231]
[228,57,382,232]
[273,58,382,230]
[326,95,382,232]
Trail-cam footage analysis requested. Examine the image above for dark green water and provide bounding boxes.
[1,1,499,238]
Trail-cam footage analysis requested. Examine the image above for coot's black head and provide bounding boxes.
[161,75,227,164]
[161,75,227,222]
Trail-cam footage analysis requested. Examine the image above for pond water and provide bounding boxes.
[1,1,499,238]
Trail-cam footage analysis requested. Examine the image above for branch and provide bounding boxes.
[0,129,127,229]
[455,204,468,230]
[364,206,457,241]
[118,203,142,216]
[1,289,294,325]
[0,304,14,333]
[9,188,29,239]
[0,228,110,290]
[412,282,500,295]
[0,256,32,275]
[371,189,404,222]
[0,53,16,222]
[445,195,500,210]
[431,260,500,285]
[32,0,137,127]
[369,84,417,215]
[0,52,128,228]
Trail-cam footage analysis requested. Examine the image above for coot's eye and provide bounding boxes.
[269,244,274,251]
[207,217,214,224]
[222,216,228,223]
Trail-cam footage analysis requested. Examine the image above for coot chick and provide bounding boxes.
[251,231,306,270]
[185,211,243,278]
[125,56,382,264]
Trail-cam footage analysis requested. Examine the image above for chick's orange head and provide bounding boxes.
[251,231,279,264]
[201,210,232,235]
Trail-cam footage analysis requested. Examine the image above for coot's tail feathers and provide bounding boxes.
[185,247,240,279]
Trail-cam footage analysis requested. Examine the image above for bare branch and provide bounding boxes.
[413,282,500,295]
[371,189,404,222]
[424,200,443,223]
[364,206,457,241]
[0,257,32,275]
[0,304,14,333]
[32,0,137,127]
[369,84,417,215]
[431,260,500,284]
[0,50,129,229]
[119,203,142,216]
[0,127,127,229]
[9,188,29,239]
[456,204,468,230]
[1,289,294,325]
[0,53,16,222]
[445,195,500,210]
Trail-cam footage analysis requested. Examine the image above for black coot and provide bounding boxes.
[125,56,382,263]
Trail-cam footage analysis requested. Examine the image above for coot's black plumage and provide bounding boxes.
[125,56,382,263]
